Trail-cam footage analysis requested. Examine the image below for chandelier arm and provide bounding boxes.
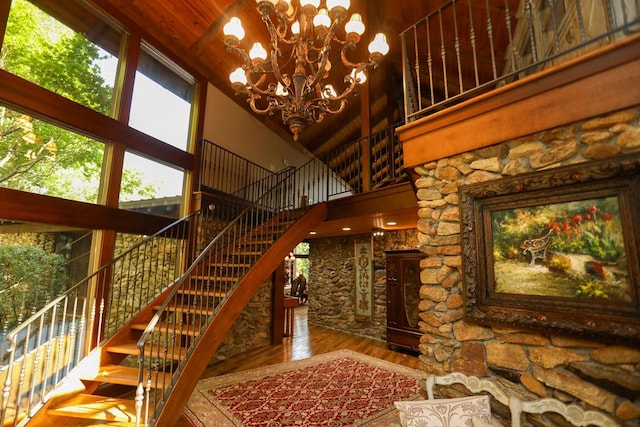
[339,43,377,69]
[275,6,295,39]
[306,20,343,90]
[261,14,289,87]
[247,93,279,115]
[322,77,358,103]
[302,98,346,124]
[324,99,347,114]
[226,44,254,70]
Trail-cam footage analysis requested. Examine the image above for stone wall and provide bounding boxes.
[212,277,273,363]
[415,107,640,425]
[308,229,418,340]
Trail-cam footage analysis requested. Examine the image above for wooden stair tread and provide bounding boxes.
[82,365,172,388]
[47,394,142,423]
[190,275,236,282]
[205,262,251,268]
[106,342,187,360]
[177,288,226,298]
[130,321,202,336]
[152,305,214,316]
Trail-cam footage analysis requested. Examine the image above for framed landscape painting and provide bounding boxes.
[460,154,640,343]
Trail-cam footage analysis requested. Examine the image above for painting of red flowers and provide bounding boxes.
[491,197,630,302]
[460,153,640,343]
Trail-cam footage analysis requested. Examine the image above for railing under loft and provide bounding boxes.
[0,210,206,426]
[200,122,405,204]
[401,0,640,123]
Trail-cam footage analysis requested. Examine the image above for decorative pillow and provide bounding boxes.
[472,417,502,427]
[394,395,492,427]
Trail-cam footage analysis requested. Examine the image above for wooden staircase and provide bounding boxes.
[24,203,327,426]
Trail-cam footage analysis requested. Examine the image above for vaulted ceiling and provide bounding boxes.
[82,0,517,157]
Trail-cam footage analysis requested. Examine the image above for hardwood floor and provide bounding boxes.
[201,305,421,379]
[54,305,422,426]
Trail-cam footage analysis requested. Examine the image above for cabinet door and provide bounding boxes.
[386,257,400,327]
[401,256,421,331]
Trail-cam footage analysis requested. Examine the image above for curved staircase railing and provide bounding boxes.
[0,209,201,426]
[133,167,328,426]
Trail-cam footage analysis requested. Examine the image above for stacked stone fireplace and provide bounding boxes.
[414,107,640,424]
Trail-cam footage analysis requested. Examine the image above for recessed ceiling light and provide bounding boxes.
[342,227,351,231]
[309,231,317,235]
[386,221,397,226]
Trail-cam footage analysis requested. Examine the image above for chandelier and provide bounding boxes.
[223,0,389,141]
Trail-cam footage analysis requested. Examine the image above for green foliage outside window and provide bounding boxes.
[0,0,158,202]
[0,245,69,331]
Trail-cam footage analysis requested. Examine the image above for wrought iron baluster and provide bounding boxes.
[574,0,588,43]
[468,0,480,86]
[426,18,434,105]
[438,9,448,99]
[452,0,464,94]
[504,0,518,75]
[525,0,539,63]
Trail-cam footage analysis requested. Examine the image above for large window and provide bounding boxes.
[0,105,106,203]
[0,220,93,335]
[0,0,201,327]
[1,0,196,207]
[129,44,195,151]
[2,0,121,115]
[119,152,185,218]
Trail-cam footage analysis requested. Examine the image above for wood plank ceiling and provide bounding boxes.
[83,0,517,157]
[18,0,519,237]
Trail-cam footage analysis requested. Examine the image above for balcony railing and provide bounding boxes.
[200,122,405,205]
[401,0,640,123]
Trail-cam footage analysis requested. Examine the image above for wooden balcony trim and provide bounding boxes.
[397,34,640,168]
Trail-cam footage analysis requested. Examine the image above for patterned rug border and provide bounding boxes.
[185,349,425,427]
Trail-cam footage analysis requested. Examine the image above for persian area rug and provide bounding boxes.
[184,349,426,427]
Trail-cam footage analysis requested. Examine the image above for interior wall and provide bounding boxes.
[202,84,312,171]
[307,230,418,341]
[414,107,640,425]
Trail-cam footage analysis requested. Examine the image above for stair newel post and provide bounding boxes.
[54,298,70,385]
[144,378,152,427]
[134,380,144,427]
[1,331,16,426]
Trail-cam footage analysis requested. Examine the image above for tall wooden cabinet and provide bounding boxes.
[385,250,422,352]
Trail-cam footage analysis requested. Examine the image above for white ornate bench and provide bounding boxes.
[417,372,619,427]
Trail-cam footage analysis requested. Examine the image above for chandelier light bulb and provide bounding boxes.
[345,13,365,36]
[276,82,288,96]
[249,42,267,61]
[284,0,294,16]
[291,20,300,35]
[299,0,320,7]
[327,0,350,11]
[351,69,366,84]
[300,0,319,15]
[322,84,337,99]
[274,0,290,13]
[313,8,331,29]
[368,33,389,56]
[229,67,247,85]
[223,17,245,41]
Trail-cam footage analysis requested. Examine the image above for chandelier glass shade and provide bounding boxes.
[223,0,389,141]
